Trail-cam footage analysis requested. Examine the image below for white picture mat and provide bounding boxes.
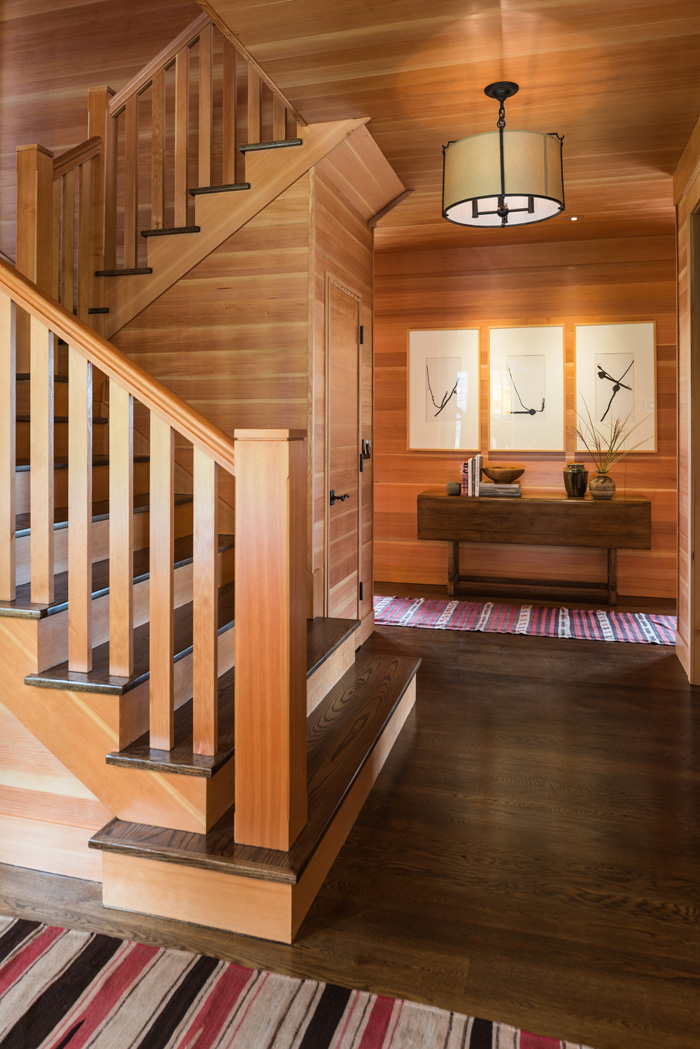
[408,329,480,450]
[575,323,656,452]
[489,326,565,450]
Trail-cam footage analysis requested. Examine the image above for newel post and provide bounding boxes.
[16,144,54,371]
[233,429,308,851]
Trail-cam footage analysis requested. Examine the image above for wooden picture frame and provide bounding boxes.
[407,329,480,451]
[488,325,565,451]
[575,322,656,452]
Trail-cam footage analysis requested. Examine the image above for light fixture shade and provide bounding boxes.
[443,129,564,227]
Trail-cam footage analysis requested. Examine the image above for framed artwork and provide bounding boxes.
[488,325,565,451]
[575,322,656,452]
[407,329,480,450]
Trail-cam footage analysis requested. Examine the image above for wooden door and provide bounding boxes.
[326,278,361,619]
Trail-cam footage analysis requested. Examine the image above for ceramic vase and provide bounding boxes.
[589,471,615,500]
[563,463,588,498]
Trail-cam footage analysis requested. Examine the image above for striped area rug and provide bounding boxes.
[374,596,676,645]
[0,917,595,1049]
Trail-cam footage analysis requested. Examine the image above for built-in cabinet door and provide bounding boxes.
[326,278,361,620]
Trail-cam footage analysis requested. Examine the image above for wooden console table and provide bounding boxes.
[417,490,652,605]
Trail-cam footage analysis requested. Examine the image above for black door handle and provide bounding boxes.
[329,489,350,505]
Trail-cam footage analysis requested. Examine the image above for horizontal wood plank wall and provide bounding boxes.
[312,165,374,626]
[374,236,677,599]
[674,115,700,679]
[111,177,311,518]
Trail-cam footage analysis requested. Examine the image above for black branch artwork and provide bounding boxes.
[507,368,545,415]
[426,364,460,417]
[597,361,633,422]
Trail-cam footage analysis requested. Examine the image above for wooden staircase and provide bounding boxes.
[0,13,418,943]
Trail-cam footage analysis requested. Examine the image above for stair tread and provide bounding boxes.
[24,580,234,694]
[239,138,302,153]
[95,268,153,277]
[306,616,358,679]
[141,226,201,238]
[16,373,69,383]
[106,667,235,777]
[89,651,421,883]
[15,491,193,536]
[0,533,234,619]
[189,183,250,196]
[15,454,150,473]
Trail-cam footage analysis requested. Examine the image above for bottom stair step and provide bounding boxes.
[89,651,420,942]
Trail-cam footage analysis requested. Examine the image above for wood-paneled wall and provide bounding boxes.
[374,236,677,599]
[674,115,700,678]
[0,701,108,881]
[311,164,374,627]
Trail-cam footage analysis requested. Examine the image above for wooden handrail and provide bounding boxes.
[53,137,102,180]
[0,259,236,474]
[109,12,211,116]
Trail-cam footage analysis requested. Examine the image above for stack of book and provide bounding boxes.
[479,482,522,498]
[460,454,483,496]
[460,455,523,497]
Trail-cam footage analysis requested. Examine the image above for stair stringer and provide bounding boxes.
[104,118,370,338]
[0,615,234,837]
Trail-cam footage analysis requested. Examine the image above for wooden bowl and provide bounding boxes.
[481,464,524,485]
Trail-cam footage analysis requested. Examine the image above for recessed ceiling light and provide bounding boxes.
[570,216,578,221]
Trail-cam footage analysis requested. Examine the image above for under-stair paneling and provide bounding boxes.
[674,114,700,679]
[0,0,197,262]
[111,176,311,518]
[374,236,677,599]
[0,702,110,881]
[311,165,374,628]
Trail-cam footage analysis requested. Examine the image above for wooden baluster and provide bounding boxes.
[149,413,175,750]
[272,95,286,141]
[68,347,92,671]
[77,162,92,322]
[234,429,307,851]
[0,293,16,602]
[247,67,261,145]
[109,382,134,677]
[151,68,165,231]
[16,144,54,372]
[174,48,189,227]
[88,86,115,286]
[124,96,139,268]
[222,39,237,183]
[51,178,61,302]
[61,170,76,313]
[198,24,213,189]
[193,448,218,756]
[30,317,54,605]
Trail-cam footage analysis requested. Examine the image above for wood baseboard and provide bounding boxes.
[0,814,103,882]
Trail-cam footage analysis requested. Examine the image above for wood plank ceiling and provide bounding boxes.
[200,0,700,251]
[1,1,699,257]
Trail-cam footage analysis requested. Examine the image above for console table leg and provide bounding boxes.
[447,541,459,596]
[607,548,618,605]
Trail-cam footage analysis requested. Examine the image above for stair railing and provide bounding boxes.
[88,12,305,271]
[0,263,307,847]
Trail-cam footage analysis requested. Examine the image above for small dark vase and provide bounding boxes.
[589,472,615,500]
[563,462,588,498]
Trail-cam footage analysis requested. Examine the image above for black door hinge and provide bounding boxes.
[359,581,364,602]
[359,325,364,344]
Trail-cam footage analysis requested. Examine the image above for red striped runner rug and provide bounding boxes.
[0,917,595,1049]
[374,596,676,645]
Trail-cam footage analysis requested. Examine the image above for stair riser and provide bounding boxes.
[16,421,109,459]
[16,382,69,416]
[306,631,357,714]
[15,501,194,586]
[31,546,234,663]
[111,624,235,752]
[15,460,151,516]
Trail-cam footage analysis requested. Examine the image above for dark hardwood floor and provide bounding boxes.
[1,588,698,1049]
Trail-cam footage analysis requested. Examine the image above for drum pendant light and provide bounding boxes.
[442,82,565,228]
